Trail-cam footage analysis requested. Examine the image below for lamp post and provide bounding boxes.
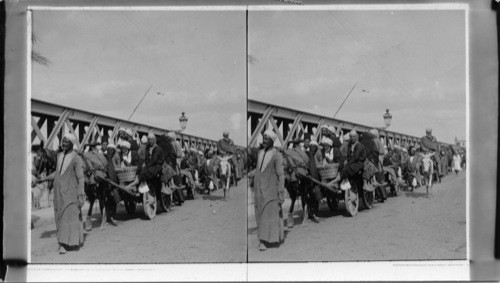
[179,112,188,132]
[376,109,392,147]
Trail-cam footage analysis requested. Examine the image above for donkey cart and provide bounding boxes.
[96,166,171,220]
[296,163,360,217]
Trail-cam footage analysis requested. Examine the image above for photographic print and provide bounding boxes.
[29,7,248,263]
[247,6,467,263]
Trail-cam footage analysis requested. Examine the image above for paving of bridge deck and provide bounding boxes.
[248,170,467,262]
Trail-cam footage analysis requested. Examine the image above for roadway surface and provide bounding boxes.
[31,179,247,263]
[248,170,467,262]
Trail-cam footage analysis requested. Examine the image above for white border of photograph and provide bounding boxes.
[24,3,469,281]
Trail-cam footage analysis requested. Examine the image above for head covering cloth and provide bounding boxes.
[263,130,277,142]
[63,133,77,145]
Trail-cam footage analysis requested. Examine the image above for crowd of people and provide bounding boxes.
[250,126,466,251]
[33,128,246,254]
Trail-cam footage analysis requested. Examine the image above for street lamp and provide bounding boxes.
[383,109,392,128]
[179,112,188,132]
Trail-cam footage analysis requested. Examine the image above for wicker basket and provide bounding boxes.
[115,166,138,183]
[317,163,339,180]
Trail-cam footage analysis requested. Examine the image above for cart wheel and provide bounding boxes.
[124,199,136,215]
[344,185,359,217]
[159,191,171,213]
[143,189,157,220]
[361,190,374,209]
[326,196,339,212]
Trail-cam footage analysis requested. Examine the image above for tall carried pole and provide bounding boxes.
[332,81,358,119]
[128,84,153,121]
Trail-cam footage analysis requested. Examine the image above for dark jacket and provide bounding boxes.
[157,135,177,169]
[140,144,164,181]
[342,141,366,178]
[359,132,379,165]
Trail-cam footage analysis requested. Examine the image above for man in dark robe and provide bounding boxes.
[139,133,164,202]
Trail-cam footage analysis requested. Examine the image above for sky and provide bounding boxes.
[32,9,247,146]
[248,9,466,144]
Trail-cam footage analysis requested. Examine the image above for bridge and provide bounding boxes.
[248,99,454,149]
[31,98,229,152]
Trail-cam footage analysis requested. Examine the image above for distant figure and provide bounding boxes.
[420,128,441,177]
[253,130,285,251]
[217,130,238,181]
[453,151,462,174]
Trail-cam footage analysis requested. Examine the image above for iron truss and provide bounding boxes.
[31,99,231,152]
[248,99,453,150]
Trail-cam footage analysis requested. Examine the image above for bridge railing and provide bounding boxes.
[30,98,234,209]
[248,99,453,150]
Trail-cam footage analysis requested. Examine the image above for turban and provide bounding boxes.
[120,141,131,149]
[327,125,336,133]
[167,132,176,139]
[63,133,77,145]
[148,132,156,139]
[369,129,379,138]
[349,130,358,138]
[309,141,319,147]
[107,143,116,149]
[125,128,134,137]
[321,137,333,146]
[118,127,126,133]
[263,130,277,142]
[141,136,148,144]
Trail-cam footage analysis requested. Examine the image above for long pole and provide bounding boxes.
[332,81,358,119]
[128,84,153,121]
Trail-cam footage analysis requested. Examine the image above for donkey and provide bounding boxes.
[217,155,233,200]
[419,152,435,198]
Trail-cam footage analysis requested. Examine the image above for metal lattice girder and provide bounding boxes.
[248,105,275,147]
[248,99,453,148]
[31,99,231,151]
[31,116,46,144]
[45,109,71,149]
[283,113,304,146]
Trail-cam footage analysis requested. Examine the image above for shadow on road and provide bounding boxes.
[40,229,57,239]
[404,191,430,198]
[201,194,226,201]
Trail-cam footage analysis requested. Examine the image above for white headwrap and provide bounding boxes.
[167,132,177,139]
[327,125,336,134]
[147,132,156,139]
[107,143,116,149]
[141,136,148,144]
[120,141,131,149]
[63,133,77,144]
[369,129,379,138]
[321,137,333,146]
[309,141,319,147]
[263,130,277,142]
[125,128,134,137]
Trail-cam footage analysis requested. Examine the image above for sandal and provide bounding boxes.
[59,245,67,254]
[259,243,267,251]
